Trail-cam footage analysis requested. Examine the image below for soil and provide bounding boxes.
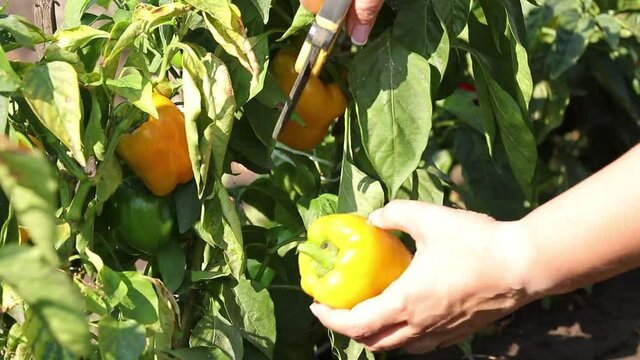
[395,268,640,360]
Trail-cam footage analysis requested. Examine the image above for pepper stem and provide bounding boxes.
[297,242,337,277]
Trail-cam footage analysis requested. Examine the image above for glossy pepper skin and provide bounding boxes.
[116,93,192,196]
[298,214,413,309]
[103,178,175,255]
[271,48,347,151]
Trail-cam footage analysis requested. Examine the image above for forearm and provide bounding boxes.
[520,144,640,297]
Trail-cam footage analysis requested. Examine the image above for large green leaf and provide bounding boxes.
[393,0,450,89]
[185,0,261,79]
[22,61,86,167]
[52,25,110,52]
[63,0,94,28]
[196,184,245,279]
[222,279,276,358]
[0,245,90,357]
[475,70,537,198]
[0,14,47,50]
[350,31,432,198]
[182,47,237,196]
[433,0,471,37]
[190,304,244,360]
[98,318,146,360]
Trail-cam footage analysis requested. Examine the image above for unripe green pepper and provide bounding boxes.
[103,177,176,255]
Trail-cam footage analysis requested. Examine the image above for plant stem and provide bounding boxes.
[66,180,93,223]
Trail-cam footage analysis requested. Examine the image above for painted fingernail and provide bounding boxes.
[351,24,371,45]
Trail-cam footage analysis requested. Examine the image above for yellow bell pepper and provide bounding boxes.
[271,48,347,151]
[116,93,193,196]
[298,214,413,309]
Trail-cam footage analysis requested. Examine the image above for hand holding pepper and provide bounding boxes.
[309,145,640,353]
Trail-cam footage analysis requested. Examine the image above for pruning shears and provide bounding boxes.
[272,0,352,139]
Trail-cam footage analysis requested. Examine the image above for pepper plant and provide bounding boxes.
[0,0,638,359]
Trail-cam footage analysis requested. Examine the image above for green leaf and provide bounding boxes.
[0,245,91,356]
[190,305,244,360]
[222,279,276,358]
[596,13,621,49]
[84,92,106,160]
[337,158,384,216]
[330,331,374,360]
[0,138,58,263]
[63,0,94,28]
[186,0,261,79]
[102,20,145,67]
[0,14,47,50]
[0,96,8,133]
[439,89,484,134]
[479,0,507,51]
[475,70,537,197]
[96,156,122,203]
[22,309,77,360]
[299,194,338,229]
[182,49,237,196]
[392,0,449,88]
[433,0,471,37]
[225,33,270,107]
[0,46,20,92]
[240,178,305,232]
[397,165,444,204]
[174,180,201,234]
[501,0,528,47]
[99,269,160,325]
[133,2,190,30]
[148,278,180,351]
[98,318,146,360]
[454,127,526,220]
[549,13,596,78]
[52,25,110,52]
[251,0,271,24]
[157,241,187,292]
[22,61,86,167]
[278,5,314,41]
[196,184,245,279]
[350,31,432,198]
[105,68,158,119]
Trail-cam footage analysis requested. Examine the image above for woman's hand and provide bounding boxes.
[309,200,537,353]
[299,0,384,45]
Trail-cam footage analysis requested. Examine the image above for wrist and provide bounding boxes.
[491,220,543,301]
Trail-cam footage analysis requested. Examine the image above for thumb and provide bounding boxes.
[368,200,433,235]
[369,200,466,245]
[347,0,384,45]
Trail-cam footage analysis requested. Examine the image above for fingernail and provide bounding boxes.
[368,210,381,225]
[309,304,318,316]
[351,24,371,45]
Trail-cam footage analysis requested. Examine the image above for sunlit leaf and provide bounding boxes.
[22,61,86,167]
